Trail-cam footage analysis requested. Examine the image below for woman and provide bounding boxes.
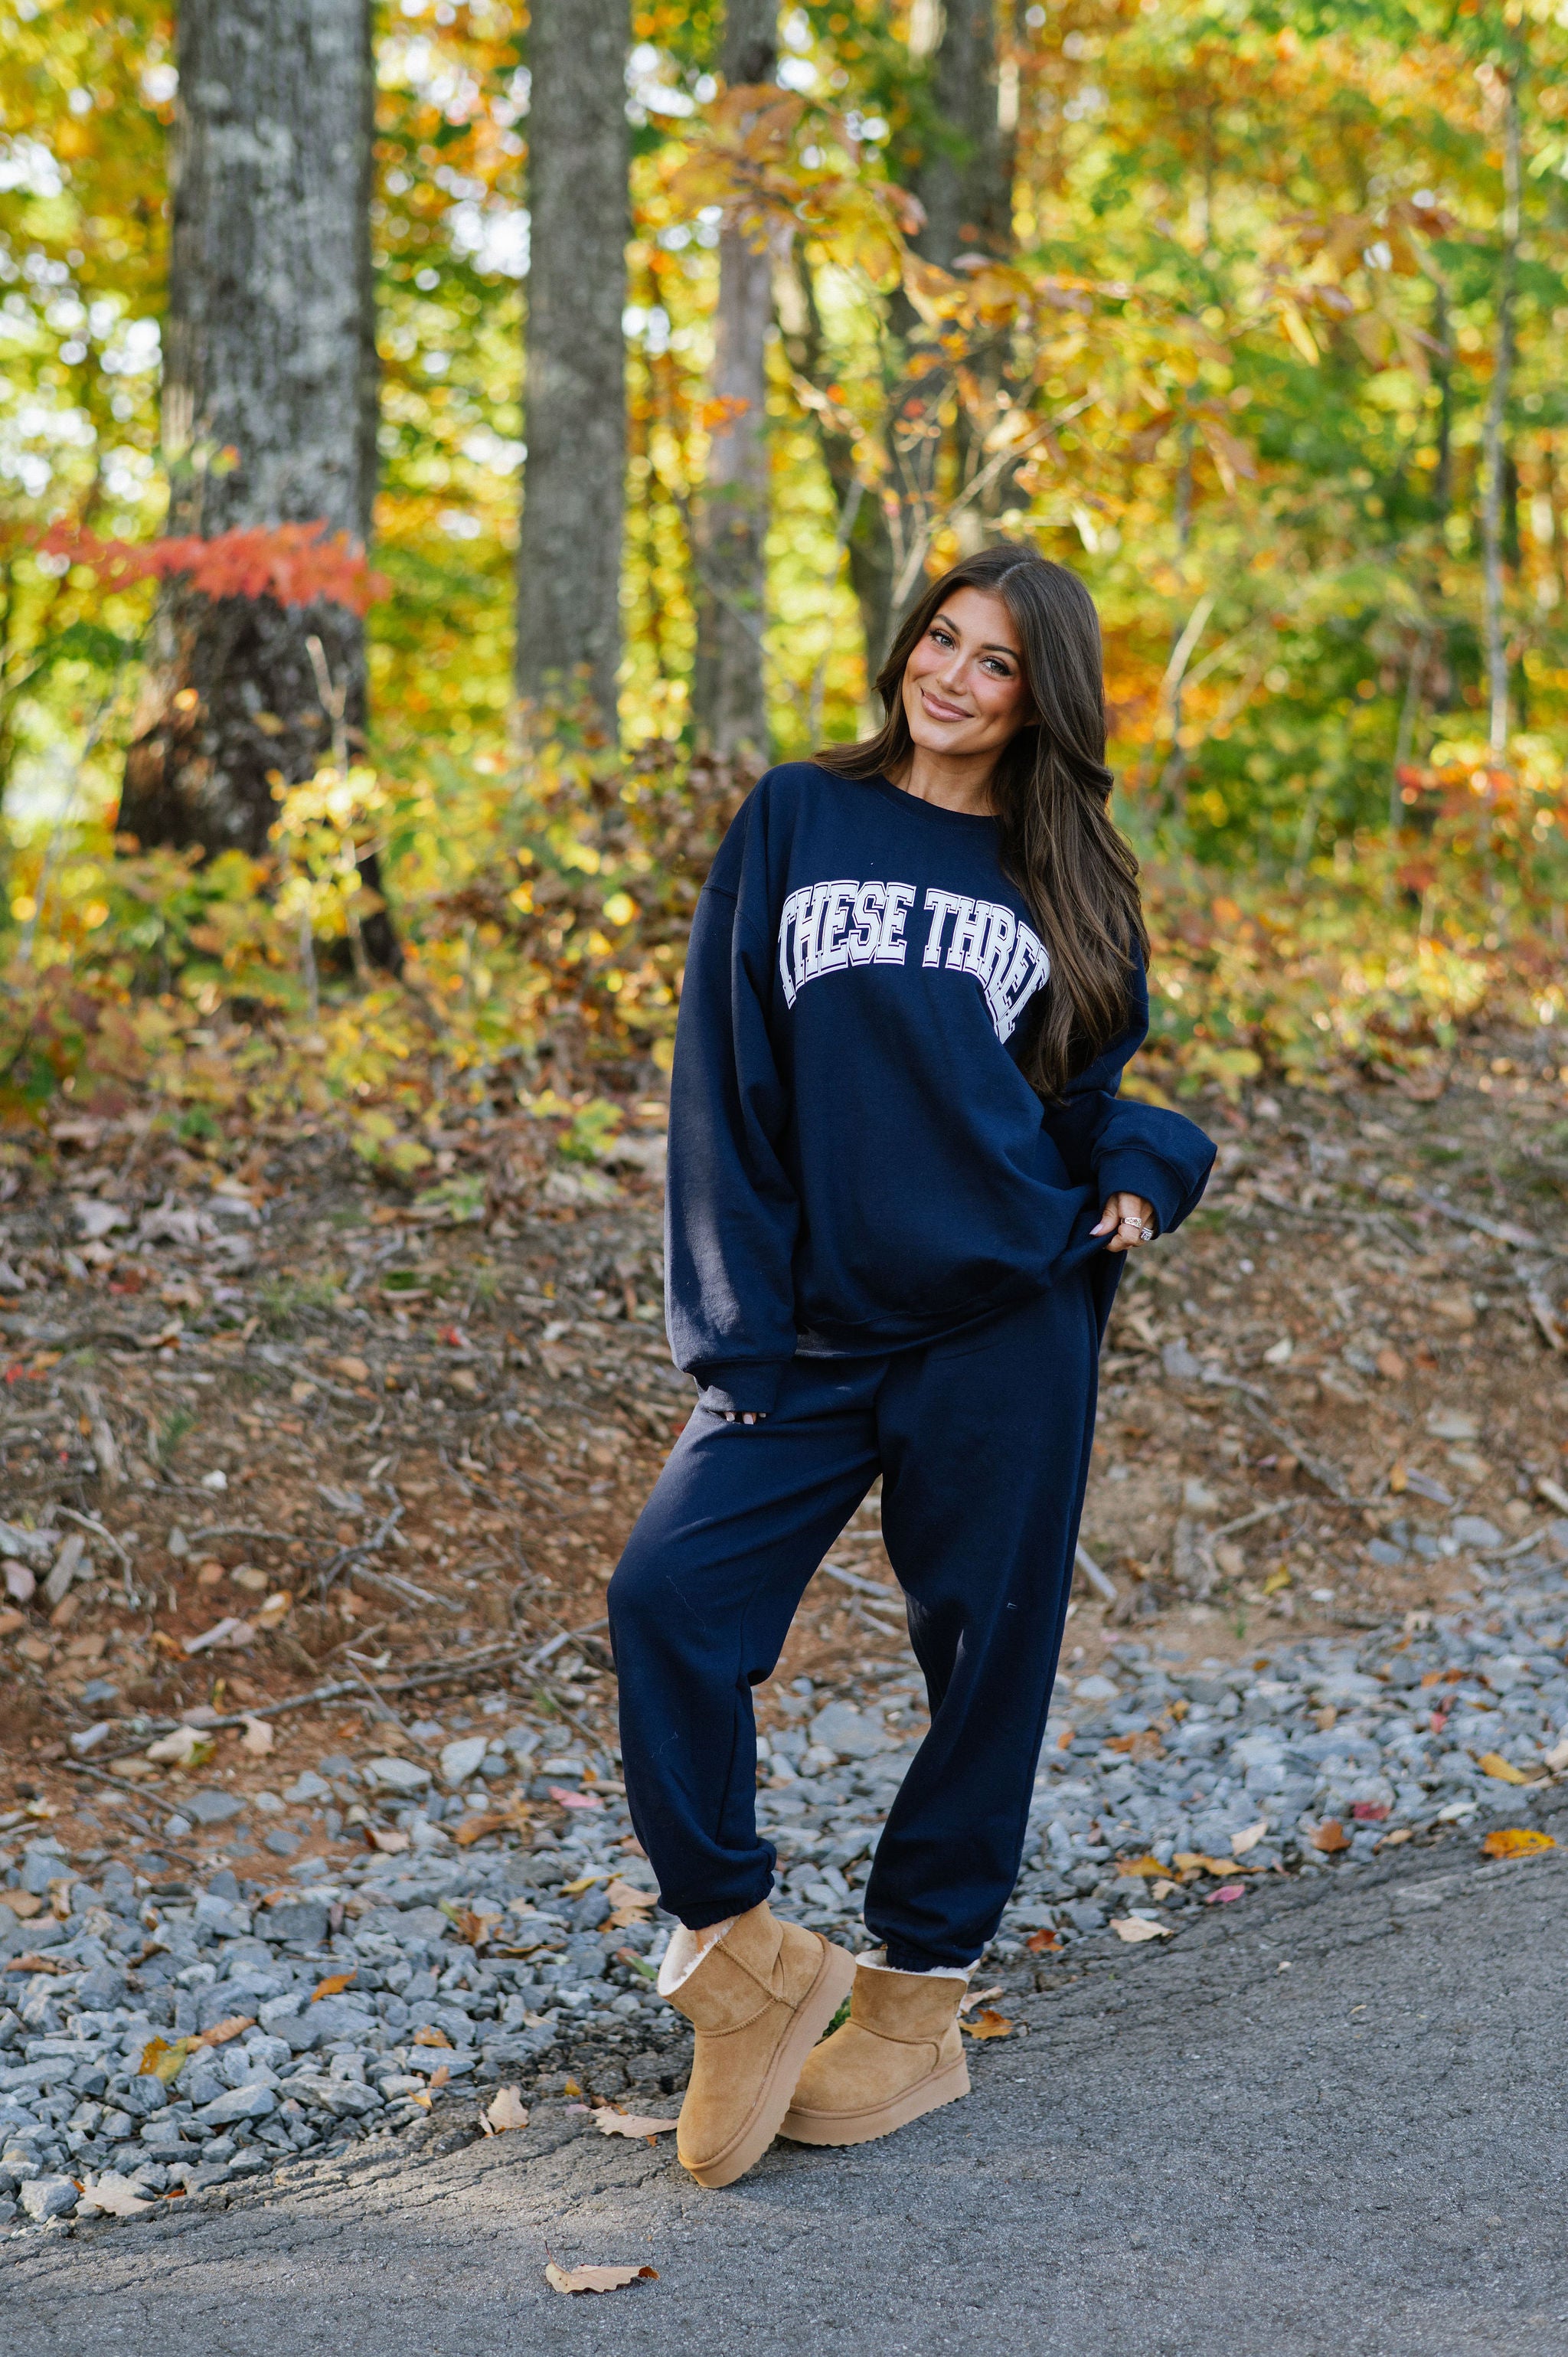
[608,543,1215,2189]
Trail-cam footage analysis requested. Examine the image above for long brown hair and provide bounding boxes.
[815,543,1148,1100]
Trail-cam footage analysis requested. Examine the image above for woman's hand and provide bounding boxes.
[1093,1191,1157,1255]
[720,1411,768,1425]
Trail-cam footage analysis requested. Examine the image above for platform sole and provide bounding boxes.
[778,2051,972,2147]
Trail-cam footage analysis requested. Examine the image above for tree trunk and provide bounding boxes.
[907,0,1010,272]
[690,0,778,770]
[119,0,394,965]
[515,0,629,737]
[1481,69,1521,762]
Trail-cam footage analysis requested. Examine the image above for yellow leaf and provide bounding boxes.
[1114,1854,1166,1879]
[1478,1753,1531,1786]
[558,1873,604,1897]
[1480,1827,1557,1859]
[1112,1916,1173,1943]
[545,2261,660,2297]
[959,2008,1014,2040]
[138,2035,196,2084]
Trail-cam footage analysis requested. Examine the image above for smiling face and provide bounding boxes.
[899,585,1034,771]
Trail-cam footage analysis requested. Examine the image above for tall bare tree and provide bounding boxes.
[515,0,629,736]
[120,0,393,961]
[690,0,777,770]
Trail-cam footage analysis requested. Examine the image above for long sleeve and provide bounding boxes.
[663,871,800,1416]
[1039,963,1216,1238]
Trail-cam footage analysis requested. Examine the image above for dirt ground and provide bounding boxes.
[2,1026,1566,1875]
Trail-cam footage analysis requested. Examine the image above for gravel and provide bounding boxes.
[5,1523,1568,2238]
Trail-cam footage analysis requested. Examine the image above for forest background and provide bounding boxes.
[2,0,1568,1172]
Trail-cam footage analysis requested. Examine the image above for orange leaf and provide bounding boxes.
[1309,1819,1351,1854]
[959,2008,1014,2040]
[1114,1853,1167,1878]
[413,2025,452,2048]
[1477,1752,1533,1787]
[427,2064,450,2090]
[197,2015,254,2048]
[1480,1828,1557,1860]
[311,1969,358,2002]
[1024,1927,1061,1953]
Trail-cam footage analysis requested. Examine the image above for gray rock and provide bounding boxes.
[285,1772,333,1804]
[186,1790,246,1827]
[19,2173,77,2221]
[808,1702,887,1760]
[198,2081,277,2126]
[439,1736,488,1788]
[194,1894,251,1937]
[264,1900,330,1946]
[365,1757,431,1796]
[1452,1515,1504,1552]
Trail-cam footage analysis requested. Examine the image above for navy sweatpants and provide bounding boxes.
[608,1275,1099,1972]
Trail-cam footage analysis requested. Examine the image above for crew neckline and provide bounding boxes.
[862,772,1000,833]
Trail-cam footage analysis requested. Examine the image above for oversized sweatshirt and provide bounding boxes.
[665,762,1216,1415]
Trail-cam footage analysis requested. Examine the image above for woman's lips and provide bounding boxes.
[920,688,969,721]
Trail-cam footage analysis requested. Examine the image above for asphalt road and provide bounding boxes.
[8,1826,1568,2357]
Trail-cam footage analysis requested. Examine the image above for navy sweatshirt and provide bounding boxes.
[665,762,1216,1416]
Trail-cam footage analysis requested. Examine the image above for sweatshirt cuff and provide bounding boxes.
[1093,1149,1189,1241]
[691,1360,789,1417]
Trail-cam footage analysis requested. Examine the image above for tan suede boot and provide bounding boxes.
[779,1961,970,2147]
[663,1901,856,2188]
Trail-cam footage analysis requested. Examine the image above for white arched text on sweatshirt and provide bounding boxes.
[777,878,1050,1043]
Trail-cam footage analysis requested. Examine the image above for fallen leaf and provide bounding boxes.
[1112,1915,1173,1942]
[482,2086,530,2136]
[1477,1752,1533,1787]
[1104,1728,1165,1760]
[1546,1738,1568,1772]
[5,1952,67,1974]
[550,1785,603,1811]
[592,2105,678,2140]
[194,2017,255,2051]
[1230,1819,1269,1855]
[1480,1827,1557,1860]
[1374,1827,1415,1851]
[545,2261,659,2297]
[1351,1800,1390,1823]
[1024,1927,1061,1953]
[413,2025,452,2048]
[427,2063,450,2090]
[76,2171,154,2219]
[1205,1883,1246,1905]
[956,1984,1004,2015]
[1174,1851,1253,1878]
[138,2034,197,2083]
[602,1876,655,1915]
[312,1969,358,2002]
[0,1889,43,1920]
[145,1724,213,1767]
[959,2008,1014,2039]
[1308,1819,1351,1854]
[242,1717,274,1757]
[1114,1854,1166,1880]
[254,1591,292,1629]
[559,1872,605,1897]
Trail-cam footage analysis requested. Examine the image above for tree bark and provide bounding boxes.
[907,0,1010,272]
[1481,69,1521,761]
[690,0,778,770]
[119,0,393,963]
[515,0,629,736]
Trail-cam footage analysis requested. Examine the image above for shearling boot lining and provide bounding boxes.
[657,1917,736,1996]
